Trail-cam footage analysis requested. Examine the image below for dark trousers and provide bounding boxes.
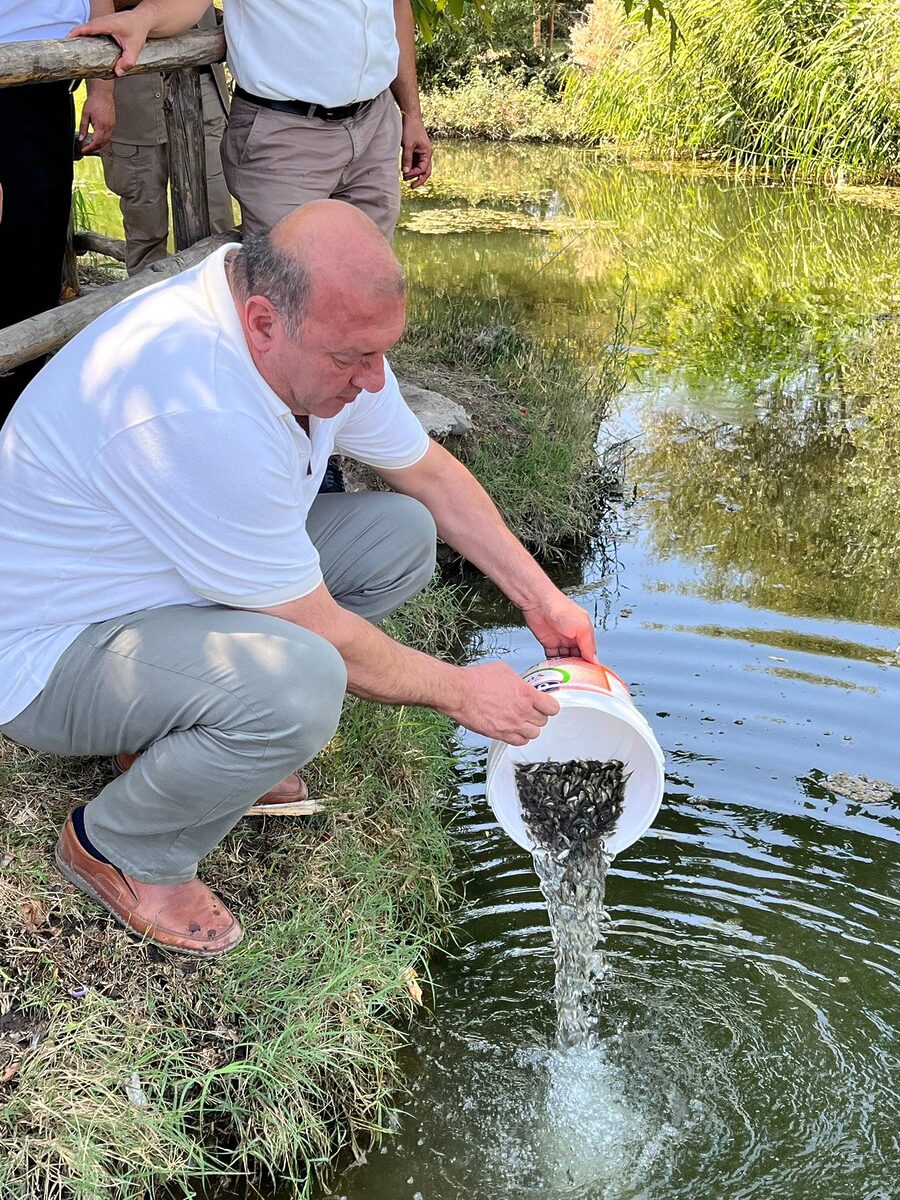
[0,82,75,424]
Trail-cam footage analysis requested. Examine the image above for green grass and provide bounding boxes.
[0,585,463,1200]
[395,292,629,555]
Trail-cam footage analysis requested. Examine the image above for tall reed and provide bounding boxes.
[566,0,900,183]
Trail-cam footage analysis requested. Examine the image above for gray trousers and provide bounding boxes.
[1,493,436,884]
[221,88,402,240]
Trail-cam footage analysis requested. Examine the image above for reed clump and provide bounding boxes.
[422,66,577,144]
[566,0,900,184]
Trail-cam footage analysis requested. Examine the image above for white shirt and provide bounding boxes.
[0,1,89,41]
[225,0,399,106]
[0,245,429,725]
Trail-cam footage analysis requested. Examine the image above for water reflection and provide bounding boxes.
[398,143,900,391]
[635,396,900,626]
[334,145,900,1200]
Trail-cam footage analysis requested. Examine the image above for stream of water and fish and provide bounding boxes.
[78,143,900,1200]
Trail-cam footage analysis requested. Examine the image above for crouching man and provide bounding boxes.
[0,201,595,957]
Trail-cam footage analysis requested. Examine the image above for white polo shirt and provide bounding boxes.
[225,0,399,106]
[0,1,90,41]
[0,245,429,725]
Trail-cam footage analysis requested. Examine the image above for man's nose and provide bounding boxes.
[351,355,386,394]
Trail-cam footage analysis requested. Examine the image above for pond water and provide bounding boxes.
[78,143,900,1199]
[337,145,900,1200]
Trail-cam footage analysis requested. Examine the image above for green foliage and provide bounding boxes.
[69,186,94,233]
[566,0,900,183]
[412,0,492,42]
[418,1,590,88]
[422,66,577,141]
[622,0,681,55]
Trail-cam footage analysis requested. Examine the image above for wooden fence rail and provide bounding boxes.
[0,29,232,373]
[0,231,238,375]
[0,28,224,87]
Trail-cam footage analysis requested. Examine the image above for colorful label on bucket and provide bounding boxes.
[524,658,631,701]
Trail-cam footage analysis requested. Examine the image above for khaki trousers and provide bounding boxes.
[100,75,235,275]
[221,88,402,240]
[0,493,436,884]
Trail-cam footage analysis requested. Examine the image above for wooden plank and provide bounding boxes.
[164,68,210,250]
[0,229,239,374]
[0,28,224,88]
[73,230,128,262]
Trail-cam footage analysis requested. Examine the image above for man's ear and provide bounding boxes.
[243,295,281,353]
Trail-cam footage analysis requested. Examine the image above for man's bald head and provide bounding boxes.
[231,200,405,341]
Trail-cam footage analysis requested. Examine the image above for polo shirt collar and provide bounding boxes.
[201,245,296,422]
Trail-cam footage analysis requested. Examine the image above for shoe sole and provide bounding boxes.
[54,842,242,959]
[110,757,320,818]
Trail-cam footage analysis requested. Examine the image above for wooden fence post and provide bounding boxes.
[163,67,210,251]
[0,29,225,87]
[62,209,80,300]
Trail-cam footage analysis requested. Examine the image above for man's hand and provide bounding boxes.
[381,443,599,662]
[448,662,560,746]
[78,81,116,155]
[263,580,558,748]
[68,8,154,74]
[400,113,432,188]
[521,593,598,663]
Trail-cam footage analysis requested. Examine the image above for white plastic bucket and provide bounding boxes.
[485,657,665,857]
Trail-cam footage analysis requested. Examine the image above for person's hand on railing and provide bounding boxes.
[77,79,116,155]
[67,8,154,75]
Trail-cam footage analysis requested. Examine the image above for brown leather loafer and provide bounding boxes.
[112,753,323,817]
[55,814,243,957]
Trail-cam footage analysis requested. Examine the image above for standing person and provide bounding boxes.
[70,0,433,240]
[0,201,594,958]
[99,3,233,275]
[0,1,116,422]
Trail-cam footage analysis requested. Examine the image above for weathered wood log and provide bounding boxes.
[0,28,224,88]
[164,68,210,251]
[0,229,239,374]
[73,230,128,262]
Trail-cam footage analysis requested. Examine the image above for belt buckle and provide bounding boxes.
[320,105,346,121]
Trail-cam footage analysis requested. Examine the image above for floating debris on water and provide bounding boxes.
[397,208,595,237]
[827,771,897,805]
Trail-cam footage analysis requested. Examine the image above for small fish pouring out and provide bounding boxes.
[515,758,630,1050]
[515,758,629,858]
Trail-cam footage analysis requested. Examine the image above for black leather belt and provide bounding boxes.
[234,86,373,122]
